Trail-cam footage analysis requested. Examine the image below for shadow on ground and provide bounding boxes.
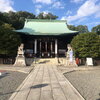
[0,73,9,79]
[30,83,48,89]
[39,60,50,64]
[0,83,48,96]
[97,93,100,100]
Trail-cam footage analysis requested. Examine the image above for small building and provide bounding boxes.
[16,19,78,58]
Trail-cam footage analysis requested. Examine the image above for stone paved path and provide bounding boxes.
[0,65,33,73]
[9,64,85,100]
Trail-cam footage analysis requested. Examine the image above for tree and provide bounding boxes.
[67,25,89,33]
[0,11,58,29]
[76,25,89,33]
[0,23,21,56]
[71,32,100,58]
[91,25,100,35]
[16,11,36,19]
[37,12,58,19]
[67,25,76,31]
[15,11,36,29]
[0,12,6,25]
[1,11,36,29]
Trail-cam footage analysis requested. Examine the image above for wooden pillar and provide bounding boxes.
[45,41,47,52]
[51,42,53,57]
[40,40,41,57]
[34,39,37,56]
[55,39,58,57]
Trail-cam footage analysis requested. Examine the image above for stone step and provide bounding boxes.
[32,58,58,65]
[58,58,77,67]
[31,58,77,67]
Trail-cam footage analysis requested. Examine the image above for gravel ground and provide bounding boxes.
[64,70,100,100]
[0,71,28,100]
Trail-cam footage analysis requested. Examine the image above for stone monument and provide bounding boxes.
[14,44,26,66]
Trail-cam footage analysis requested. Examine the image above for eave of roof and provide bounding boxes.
[15,19,78,35]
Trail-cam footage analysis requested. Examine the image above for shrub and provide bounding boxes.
[71,32,100,58]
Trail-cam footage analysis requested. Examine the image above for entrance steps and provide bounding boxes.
[58,58,77,67]
[31,57,77,67]
[32,58,58,65]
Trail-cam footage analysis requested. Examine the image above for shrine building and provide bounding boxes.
[16,19,78,58]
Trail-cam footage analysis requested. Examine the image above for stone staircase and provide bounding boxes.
[32,58,58,65]
[58,57,77,67]
[31,57,77,67]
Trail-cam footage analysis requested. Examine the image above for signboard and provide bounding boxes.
[86,58,93,66]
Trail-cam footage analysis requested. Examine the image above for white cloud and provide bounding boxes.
[61,0,100,23]
[42,11,49,17]
[71,0,84,3]
[35,5,42,15]
[0,0,15,12]
[33,0,64,9]
[33,0,52,4]
[72,17,87,25]
[86,21,100,26]
[95,12,100,18]
[52,1,64,9]
[61,16,67,20]
[35,9,40,15]
[66,10,72,15]
[35,5,42,9]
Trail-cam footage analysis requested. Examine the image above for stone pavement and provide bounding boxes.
[0,65,34,73]
[57,65,100,74]
[9,64,85,100]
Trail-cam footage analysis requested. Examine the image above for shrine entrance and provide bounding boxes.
[37,38,56,58]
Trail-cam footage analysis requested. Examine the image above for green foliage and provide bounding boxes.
[0,12,6,25]
[68,25,89,33]
[37,12,58,19]
[67,25,76,31]
[91,25,100,35]
[0,23,21,56]
[1,11,58,29]
[76,25,89,33]
[1,11,36,29]
[71,32,100,58]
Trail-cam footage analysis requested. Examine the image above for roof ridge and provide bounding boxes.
[25,19,67,22]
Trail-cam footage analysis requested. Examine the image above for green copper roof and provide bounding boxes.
[16,19,78,35]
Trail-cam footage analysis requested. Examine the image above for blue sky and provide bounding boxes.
[0,0,100,31]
